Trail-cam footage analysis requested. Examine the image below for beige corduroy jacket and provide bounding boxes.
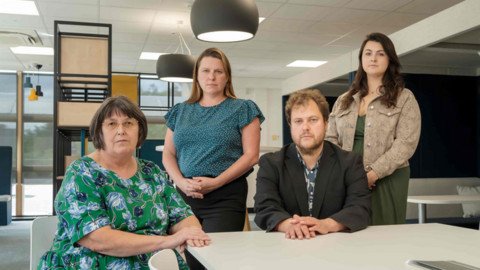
[325,88,421,179]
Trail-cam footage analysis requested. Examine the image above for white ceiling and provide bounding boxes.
[0,0,465,79]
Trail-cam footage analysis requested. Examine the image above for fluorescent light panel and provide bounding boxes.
[10,46,53,55]
[287,60,328,68]
[259,17,265,23]
[0,1,39,16]
[140,52,167,60]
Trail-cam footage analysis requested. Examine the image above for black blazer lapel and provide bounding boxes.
[284,144,310,217]
[311,142,337,218]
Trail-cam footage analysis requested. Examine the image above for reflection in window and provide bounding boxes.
[0,73,17,215]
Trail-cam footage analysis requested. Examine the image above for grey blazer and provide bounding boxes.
[254,141,371,232]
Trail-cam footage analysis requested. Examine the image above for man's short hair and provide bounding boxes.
[285,89,330,124]
[90,95,148,150]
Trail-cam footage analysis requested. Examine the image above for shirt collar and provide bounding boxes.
[296,147,323,171]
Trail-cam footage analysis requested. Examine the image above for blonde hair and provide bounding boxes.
[186,47,237,103]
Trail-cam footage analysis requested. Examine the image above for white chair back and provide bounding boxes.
[148,249,179,270]
[30,216,58,270]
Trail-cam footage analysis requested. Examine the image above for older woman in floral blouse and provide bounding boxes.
[37,95,210,270]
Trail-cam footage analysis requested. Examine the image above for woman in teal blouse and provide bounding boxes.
[163,47,264,269]
[38,96,210,270]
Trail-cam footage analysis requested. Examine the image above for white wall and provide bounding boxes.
[233,77,284,148]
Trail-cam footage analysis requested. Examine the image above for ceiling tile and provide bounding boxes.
[305,22,359,35]
[44,17,99,30]
[254,31,299,42]
[243,64,283,72]
[0,14,46,28]
[259,18,315,32]
[146,33,194,46]
[370,12,430,27]
[113,33,148,44]
[112,65,137,72]
[252,58,293,66]
[150,23,194,38]
[343,0,414,12]
[321,8,387,25]
[264,66,308,79]
[135,65,156,73]
[263,50,327,60]
[270,4,337,21]
[286,0,350,7]
[273,43,323,53]
[100,0,162,9]
[100,20,151,34]
[227,57,260,66]
[235,70,273,78]
[328,36,365,47]
[100,6,155,23]
[232,40,281,50]
[113,51,141,59]
[158,0,193,12]
[395,0,464,15]
[348,25,403,37]
[290,33,341,45]
[317,45,357,54]
[256,2,284,17]
[113,58,138,65]
[142,44,173,53]
[154,11,191,25]
[226,49,271,58]
[38,2,99,19]
[113,42,145,52]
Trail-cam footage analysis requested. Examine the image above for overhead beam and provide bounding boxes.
[282,0,480,95]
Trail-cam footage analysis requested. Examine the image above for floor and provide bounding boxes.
[0,221,31,270]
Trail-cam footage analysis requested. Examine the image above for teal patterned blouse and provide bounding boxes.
[165,98,265,178]
[37,156,193,270]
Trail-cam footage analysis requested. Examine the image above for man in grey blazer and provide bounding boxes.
[254,89,371,239]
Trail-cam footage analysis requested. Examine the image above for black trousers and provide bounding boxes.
[177,176,248,270]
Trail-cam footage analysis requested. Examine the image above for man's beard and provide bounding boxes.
[294,133,324,156]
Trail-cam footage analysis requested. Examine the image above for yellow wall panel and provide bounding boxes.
[112,75,138,104]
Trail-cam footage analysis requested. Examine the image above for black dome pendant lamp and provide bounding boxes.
[191,0,259,43]
[156,23,197,83]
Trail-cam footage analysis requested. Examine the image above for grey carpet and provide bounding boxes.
[0,221,32,270]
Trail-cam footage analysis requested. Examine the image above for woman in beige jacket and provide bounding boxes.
[326,33,421,225]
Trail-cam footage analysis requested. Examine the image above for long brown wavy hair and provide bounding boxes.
[186,47,237,103]
[341,33,404,110]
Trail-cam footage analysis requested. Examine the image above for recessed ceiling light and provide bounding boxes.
[140,52,168,60]
[0,70,17,73]
[259,17,265,23]
[287,60,328,68]
[0,1,39,16]
[10,46,53,55]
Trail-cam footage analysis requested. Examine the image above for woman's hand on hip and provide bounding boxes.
[176,178,204,199]
[170,226,211,253]
[367,170,379,190]
[191,177,221,196]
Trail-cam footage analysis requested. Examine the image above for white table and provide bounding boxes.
[186,224,480,270]
[407,195,480,227]
[155,145,164,152]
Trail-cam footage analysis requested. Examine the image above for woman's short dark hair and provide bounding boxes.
[90,95,148,150]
